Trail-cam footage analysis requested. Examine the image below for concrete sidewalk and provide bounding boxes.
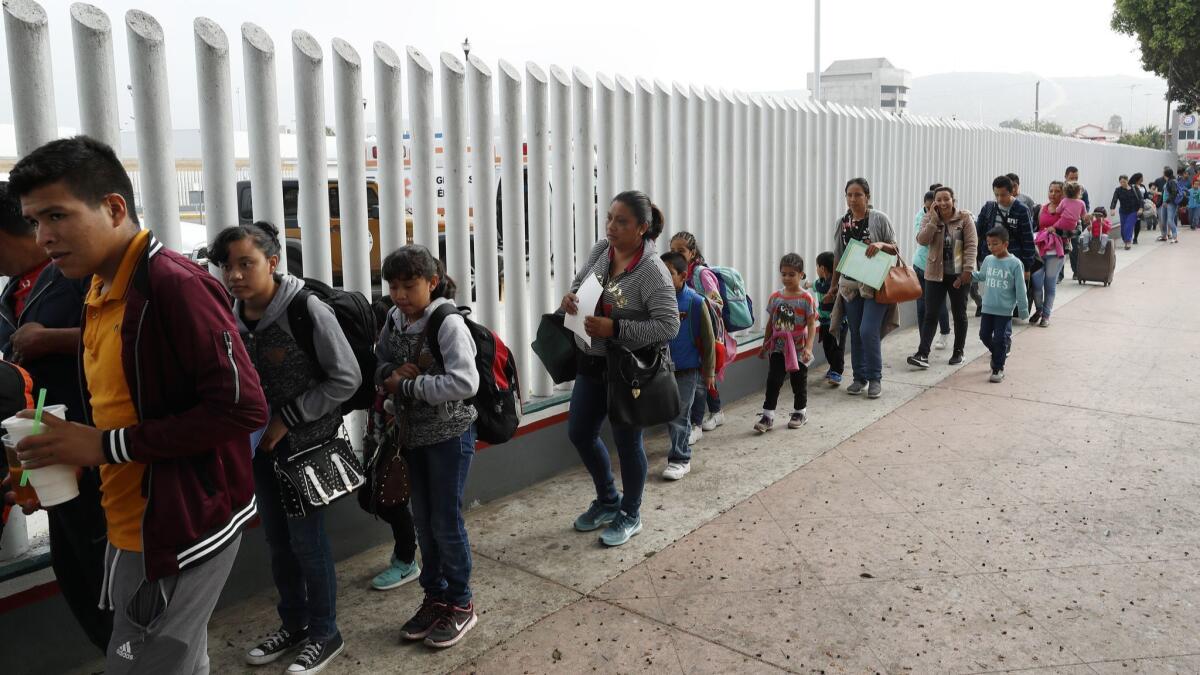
[77,234,1199,674]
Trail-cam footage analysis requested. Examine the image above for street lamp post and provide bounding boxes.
[462,37,470,64]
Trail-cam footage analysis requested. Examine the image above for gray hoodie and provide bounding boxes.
[234,274,361,439]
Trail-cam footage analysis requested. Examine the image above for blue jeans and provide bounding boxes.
[979,313,1012,371]
[843,294,887,383]
[1164,203,1179,238]
[915,266,950,336]
[1190,206,1200,230]
[689,380,721,427]
[567,371,648,518]
[253,450,339,641]
[669,369,700,463]
[1032,255,1063,318]
[404,427,476,607]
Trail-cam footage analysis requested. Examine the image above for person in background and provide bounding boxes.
[975,175,1035,349]
[658,251,715,481]
[1189,175,1200,234]
[1007,173,1037,213]
[1110,174,1143,250]
[0,357,33,557]
[212,221,359,673]
[907,186,977,370]
[1032,181,1084,327]
[972,226,1029,384]
[559,191,678,547]
[755,253,816,432]
[1176,171,1192,232]
[812,251,847,387]
[0,183,111,653]
[1078,206,1113,254]
[10,135,268,674]
[1158,168,1179,243]
[1064,166,1090,279]
[825,178,899,400]
[912,187,952,351]
[1151,165,1170,231]
[668,232,732,441]
[377,246,481,649]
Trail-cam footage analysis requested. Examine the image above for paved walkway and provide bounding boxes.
[76,234,1199,674]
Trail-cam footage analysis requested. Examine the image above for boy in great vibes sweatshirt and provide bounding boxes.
[972,226,1029,383]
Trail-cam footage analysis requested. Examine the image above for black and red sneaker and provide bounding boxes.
[399,595,446,642]
[424,602,478,648]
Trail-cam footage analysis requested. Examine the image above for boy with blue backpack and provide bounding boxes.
[659,252,716,481]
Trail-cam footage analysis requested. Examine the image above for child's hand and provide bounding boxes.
[395,364,420,381]
[801,348,813,364]
[705,376,715,390]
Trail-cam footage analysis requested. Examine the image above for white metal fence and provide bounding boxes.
[2,0,1177,402]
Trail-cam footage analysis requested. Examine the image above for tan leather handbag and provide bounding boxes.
[874,256,923,304]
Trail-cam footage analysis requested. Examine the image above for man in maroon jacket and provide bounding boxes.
[11,136,268,674]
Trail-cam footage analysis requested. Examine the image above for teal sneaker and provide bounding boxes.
[573,500,621,532]
[371,555,420,591]
[599,511,642,547]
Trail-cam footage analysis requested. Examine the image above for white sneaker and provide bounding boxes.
[701,412,724,431]
[688,425,703,446]
[933,334,948,350]
[662,462,691,480]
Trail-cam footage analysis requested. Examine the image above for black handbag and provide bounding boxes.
[606,344,680,428]
[274,437,366,518]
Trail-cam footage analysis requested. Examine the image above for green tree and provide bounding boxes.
[1112,0,1200,112]
[1118,125,1165,149]
[1107,114,1123,132]
[1000,118,1064,135]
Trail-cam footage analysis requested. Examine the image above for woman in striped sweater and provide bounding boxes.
[560,191,680,547]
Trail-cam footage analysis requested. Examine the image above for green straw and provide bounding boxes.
[19,389,46,488]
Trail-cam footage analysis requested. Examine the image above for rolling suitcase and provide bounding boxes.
[1075,237,1115,286]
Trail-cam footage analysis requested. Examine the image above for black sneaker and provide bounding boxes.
[1028,311,1041,325]
[424,602,478,649]
[753,415,774,434]
[400,595,447,641]
[245,627,308,665]
[948,351,964,366]
[906,354,930,369]
[285,633,344,675]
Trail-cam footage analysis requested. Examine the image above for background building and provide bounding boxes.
[1175,111,1199,163]
[807,58,912,112]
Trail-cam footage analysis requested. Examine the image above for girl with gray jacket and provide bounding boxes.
[213,221,360,673]
[559,191,680,547]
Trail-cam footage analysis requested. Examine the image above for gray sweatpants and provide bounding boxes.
[101,535,241,675]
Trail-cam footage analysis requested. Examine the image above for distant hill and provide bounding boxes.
[762,72,1169,134]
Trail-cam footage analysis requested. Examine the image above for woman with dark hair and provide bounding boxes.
[907,186,977,369]
[1110,174,1143,248]
[560,190,679,547]
[211,221,360,672]
[912,186,952,351]
[825,178,899,399]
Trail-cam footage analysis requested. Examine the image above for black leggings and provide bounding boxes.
[918,275,969,356]
[763,352,808,412]
[375,502,418,564]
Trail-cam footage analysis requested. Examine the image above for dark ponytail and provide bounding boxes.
[611,190,665,240]
[381,245,457,300]
[209,220,281,265]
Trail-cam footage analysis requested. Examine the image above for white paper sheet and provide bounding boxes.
[565,273,604,347]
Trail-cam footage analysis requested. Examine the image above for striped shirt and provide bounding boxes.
[570,239,680,356]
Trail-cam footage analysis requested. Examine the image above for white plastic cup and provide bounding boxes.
[1,404,68,441]
[2,405,79,506]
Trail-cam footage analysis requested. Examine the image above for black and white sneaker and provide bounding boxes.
[424,602,478,649]
[245,627,308,666]
[906,354,930,370]
[948,351,964,366]
[400,595,447,641]
[286,633,344,674]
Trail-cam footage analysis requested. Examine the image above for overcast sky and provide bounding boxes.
[0,0,1161,131]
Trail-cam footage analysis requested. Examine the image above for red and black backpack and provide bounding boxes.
[424,304,521,445]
